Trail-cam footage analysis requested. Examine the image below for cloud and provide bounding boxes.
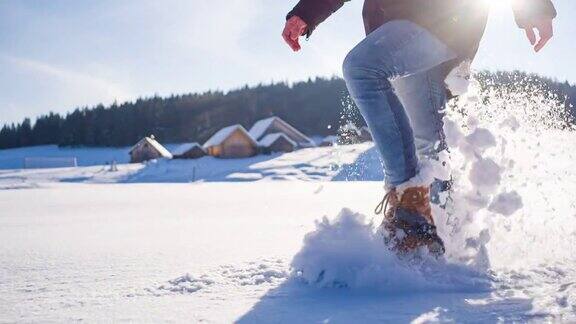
[1,55,132,103]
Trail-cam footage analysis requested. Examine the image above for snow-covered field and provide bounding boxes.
[2,84,576,322]
[0,142,382,188]
[0,145,132,170]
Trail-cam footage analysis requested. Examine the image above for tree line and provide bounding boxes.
[1,71,575,149]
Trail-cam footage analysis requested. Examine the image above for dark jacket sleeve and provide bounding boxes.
[512,0,557,28]
[286,0,349,37]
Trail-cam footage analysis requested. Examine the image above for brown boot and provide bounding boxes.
[376,186,445,257]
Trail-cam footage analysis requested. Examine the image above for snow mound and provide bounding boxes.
[152,260,289,295]
[156,274,215,294]
[291,209,491,293]
[223,261,289,286]
[465,127,496,152]
[468,157,501,191]
[411,307,449,324]
[488,191,523,216]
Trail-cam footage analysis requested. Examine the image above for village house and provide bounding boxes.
[259,133,297,154]
[171,142,206,159]
[249,117,315,148]
[203,125,258,158]
[129,135,172,163]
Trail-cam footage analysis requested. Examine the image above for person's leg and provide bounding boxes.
[342,20,457,187]
[391,65,449,160]
[392,66,452,205]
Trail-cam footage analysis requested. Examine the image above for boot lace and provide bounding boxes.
[374,190,395,215]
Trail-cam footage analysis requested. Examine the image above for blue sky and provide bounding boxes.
[1,0,575,125]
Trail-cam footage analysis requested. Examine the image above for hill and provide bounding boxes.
[0,71,575,150]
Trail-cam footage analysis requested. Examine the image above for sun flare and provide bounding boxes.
[482,0,508,10]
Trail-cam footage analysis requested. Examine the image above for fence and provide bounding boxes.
[23,157,78,169]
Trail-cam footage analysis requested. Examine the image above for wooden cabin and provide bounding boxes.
[259,133,297,154]
[203,125,258,158]
[249,116,315,148]
[172,143,206,159]
[129,135,173,163]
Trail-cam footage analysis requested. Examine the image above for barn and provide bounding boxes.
[129,135,173,163]
[203,125,258,158]
[259,133,297,153]
[172,142,206,159]
[249,117,315,148]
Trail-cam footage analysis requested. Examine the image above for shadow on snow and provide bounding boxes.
[236,277,537,323]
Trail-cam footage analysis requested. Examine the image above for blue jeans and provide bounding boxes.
[343,20,457,187]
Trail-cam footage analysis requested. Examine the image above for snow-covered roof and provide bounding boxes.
[203,125,257,148]
[258,133,297,148]
[130,136,173,158]
[171,142,203,156]
[248,116,315,147]
[249,117,277,140]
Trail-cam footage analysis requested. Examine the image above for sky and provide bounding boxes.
[1,0,575,125]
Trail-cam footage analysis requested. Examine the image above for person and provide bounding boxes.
[282,0,556,256]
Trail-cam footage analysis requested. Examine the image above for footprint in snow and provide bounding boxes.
[150,259,289,295]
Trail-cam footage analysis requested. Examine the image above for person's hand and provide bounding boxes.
[523,18,554,52]
[282,16,308,52]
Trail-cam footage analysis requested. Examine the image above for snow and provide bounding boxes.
[0,145,131,170]
[2,81,576,322]
[488,191,523,216]
[2,180,576,322]
[170,142,202,156]
[395,160,446,193]
[258,132,297,148]
[468,157,502,190]
[0,144,373,186]
[321,135,339,145]
[291,209,490,292]
[203,124,257,148]
[444,60,471,96]
[411,308,447,324]
[465,127,497,152]
[23,156,78,169]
